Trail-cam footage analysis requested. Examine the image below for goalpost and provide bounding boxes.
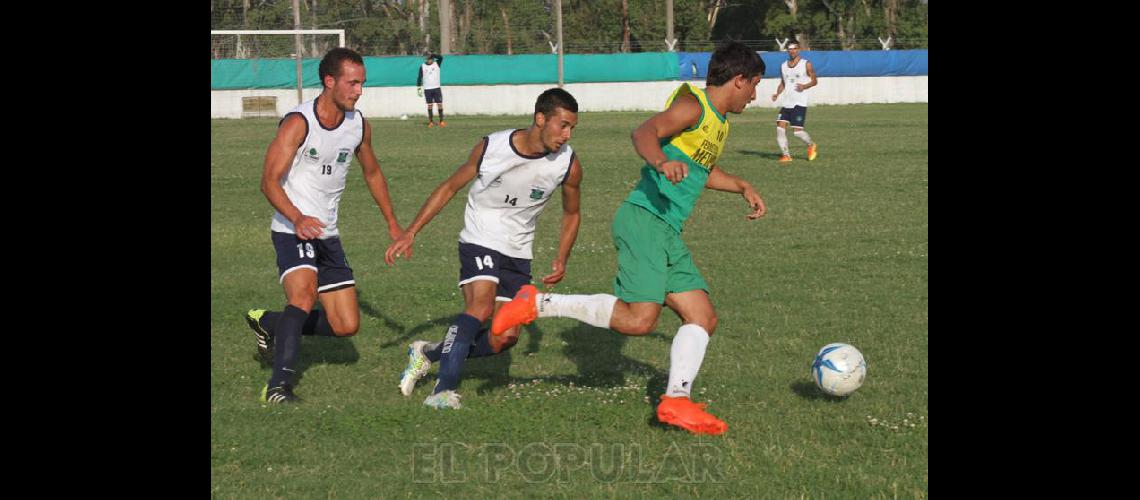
[211,29,346,111]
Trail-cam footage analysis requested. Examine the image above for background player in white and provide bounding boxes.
[417,53,446,128]
[385,88,583,409]
[771,41,819,163]
[244,47,404,403]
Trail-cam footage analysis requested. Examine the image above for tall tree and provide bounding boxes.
[309,0,318,57]
[501,7,513,55]
[420,0,431,51]
[706,0,725,31]
[621,0,630,52]
[786,0,811,49]
[447,0,459,53]
[820,0,859,50]
[459,0,473,53]
[884,0,898,39]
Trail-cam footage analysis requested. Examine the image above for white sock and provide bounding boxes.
[665,324,710,398]
[793,128,813,145]
[535,293,618,329]
[776,127,790,155]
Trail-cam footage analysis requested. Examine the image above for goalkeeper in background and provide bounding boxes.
[417,53,445,128]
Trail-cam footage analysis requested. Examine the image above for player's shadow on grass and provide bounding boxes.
[463,321,547,396]
[737,149,784,160]
[359,300,425,349]
[252,307,364,388]
[289,334,361,387]
[464,323,667,398]
[643,371,676,431]
[790,380,851,402]
[392,317,550,396]
[561,325,662,389]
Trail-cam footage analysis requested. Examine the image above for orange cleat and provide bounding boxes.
[439,120,447,127]
[491,284,538,335]
[427,121,435,128]
[656,395,728,435]
[807,143,818,161]
[778,154,793,163]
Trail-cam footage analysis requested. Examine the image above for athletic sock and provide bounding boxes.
[535,293,617,329]
[268,304,307,388]
[665,324,711,398]
[432,313,481,394]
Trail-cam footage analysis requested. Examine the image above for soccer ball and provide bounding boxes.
[811,343,867,397]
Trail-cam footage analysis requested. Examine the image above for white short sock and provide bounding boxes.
[535,293,618,329]
[665,324,711,398]
[776,127,789,155]
[793,128,813,145]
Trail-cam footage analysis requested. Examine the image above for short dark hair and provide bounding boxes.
[318,47,364,84]
[706,41,765,86]
[534,88,578,118]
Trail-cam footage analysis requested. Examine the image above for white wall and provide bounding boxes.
[211,76,927,119]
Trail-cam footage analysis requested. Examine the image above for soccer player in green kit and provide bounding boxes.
[492,42,767,435]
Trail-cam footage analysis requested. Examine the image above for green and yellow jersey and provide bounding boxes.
[624,83,729,233]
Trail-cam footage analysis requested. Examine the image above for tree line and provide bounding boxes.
[210,0,928,58]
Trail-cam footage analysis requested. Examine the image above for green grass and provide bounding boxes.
[211,103,928,498]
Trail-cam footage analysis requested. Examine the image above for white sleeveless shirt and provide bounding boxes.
[269,97,364,238]
[458,129,575,259]
[420,62,441,89]
[780,58,812,108]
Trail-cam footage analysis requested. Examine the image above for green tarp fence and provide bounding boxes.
[212,52,681,90]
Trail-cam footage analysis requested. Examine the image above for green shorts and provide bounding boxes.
[611,202,709,304]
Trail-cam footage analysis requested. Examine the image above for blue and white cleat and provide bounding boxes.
[399,341,433,396]
[423,390,462,409]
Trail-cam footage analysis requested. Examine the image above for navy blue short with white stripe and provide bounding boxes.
[271,231,355,293]
[457,242,531,301]
[777,105,808,128]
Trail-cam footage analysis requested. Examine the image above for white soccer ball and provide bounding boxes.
[400,114,409,120]
[811,343,867,397]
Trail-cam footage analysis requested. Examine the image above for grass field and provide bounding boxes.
[211,103,928,498]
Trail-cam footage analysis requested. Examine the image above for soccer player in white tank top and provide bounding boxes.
[385,89,583,409]
[244,48,404,403]
[770,42,819,163]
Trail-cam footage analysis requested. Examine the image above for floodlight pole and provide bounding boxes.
[556,0,564,87]
[293,0,304,105]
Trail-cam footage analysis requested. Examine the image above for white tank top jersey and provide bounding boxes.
[420,62,441,89]
[780,58,812,108]
[458,129,575,260]
[270,98,365,238]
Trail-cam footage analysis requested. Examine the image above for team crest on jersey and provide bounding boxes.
[304,147,320,163]
[335,148,352,164]
[529,186,545,200]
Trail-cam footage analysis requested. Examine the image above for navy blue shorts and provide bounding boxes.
[777,106,808,128]
[424,87,443,104]
[271,231,355,293]
[458,243,531,302]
